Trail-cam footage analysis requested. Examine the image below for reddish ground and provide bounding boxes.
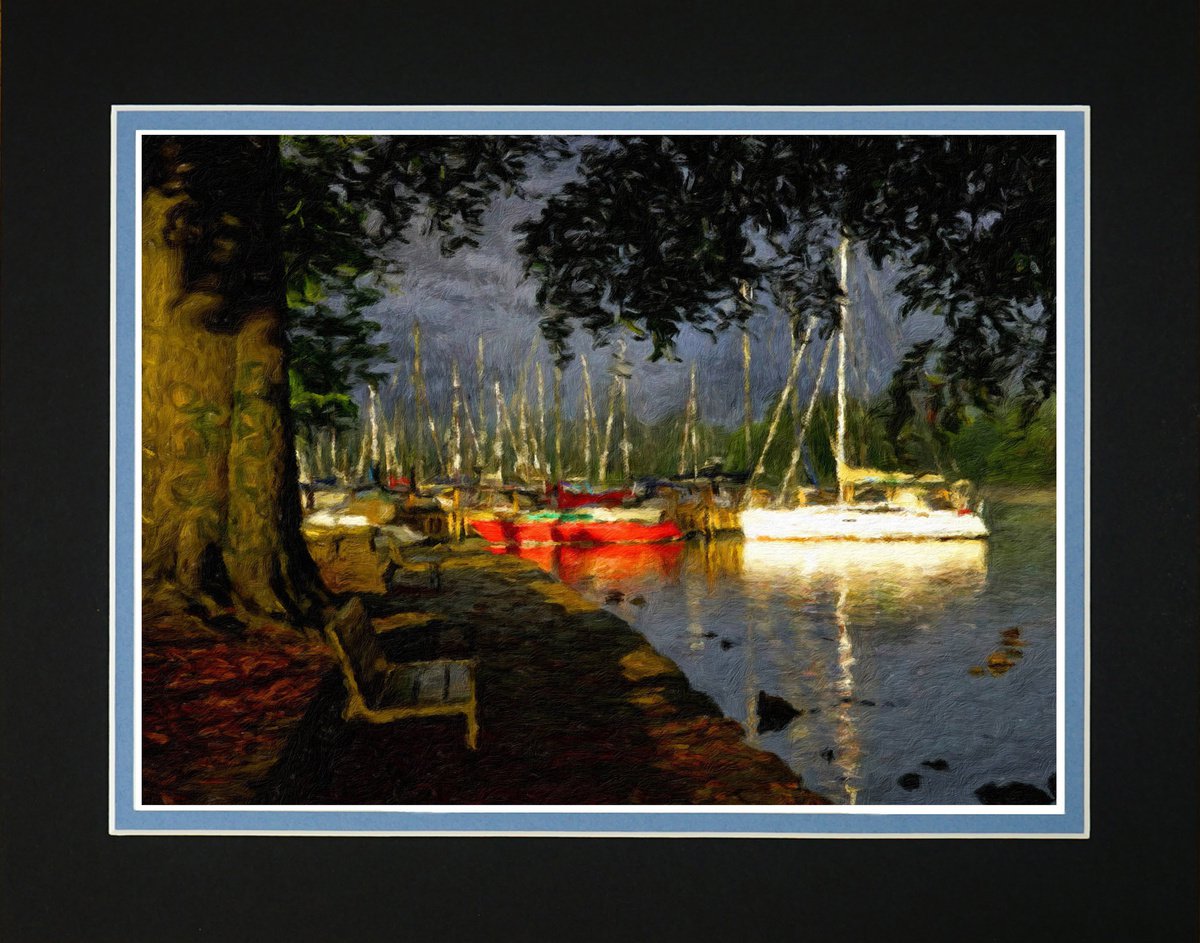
[141,611,333,804]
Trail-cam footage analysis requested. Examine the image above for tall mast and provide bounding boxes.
[835,235,850,491]
[778,332,834,501]
[381,378,399,483]
[580,355,597,480]
[414,321,445,476]
[492,380,505,479]
[459,376,481,474]
[368,383,381,481]
[742,331,753,466]
[746,317,814,499]
[475,336,488,464]
[517,370,532,472]
[450,361,463,479]
[398,395,412,477]
[496,378,529,475]
[355,394,371,481]
[599,364,617,483]
[552,364,563,481]
[535,361,547,476]
[619,375,631,480]
[411,322,425,481]
[678,362,697,477]
[617,340,631,480]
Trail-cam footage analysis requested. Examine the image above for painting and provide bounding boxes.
[112,107,1087,836]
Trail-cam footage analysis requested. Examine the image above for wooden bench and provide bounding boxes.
[324,599,478,749]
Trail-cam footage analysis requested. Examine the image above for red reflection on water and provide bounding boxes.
[513,541,684,584]
[513,545,557,571]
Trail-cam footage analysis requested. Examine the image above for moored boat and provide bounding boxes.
[742,236,988,542]
[469,507,682,547]
[740,502,988,541]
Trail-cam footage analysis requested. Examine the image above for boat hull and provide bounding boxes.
[740,504,988,541]
[469,517,683,547]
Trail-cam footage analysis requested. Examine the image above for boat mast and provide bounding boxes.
[368,383,382,481]
[516,337,538,474]
[742,331,753,466]
[450,361,463,479]
[553,364,563,482]
[492,380,505,480]
[745,317,814,500]
[411,322,425,480]
[778,332,834,501]
[459,373,481,475]
[616,339,631,481]
[619,374,631,481]
[398,395,412,482]
[535,361,547,476]
[678,362,697,478]
[475,336,489,464]
[414,322,446,476]
[381,376,399,483]
[598,363,617,483]
[835,235,850,498]
[580,355,596,479]
[496,378,529,476]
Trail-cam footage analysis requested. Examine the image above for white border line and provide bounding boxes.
[112,107,1087,836]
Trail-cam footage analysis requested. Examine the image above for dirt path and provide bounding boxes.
[255,536,827,805]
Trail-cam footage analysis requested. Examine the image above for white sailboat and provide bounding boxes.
[740,237,989,542]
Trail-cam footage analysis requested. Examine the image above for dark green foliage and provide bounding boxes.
[519,135,1055,434]
[949,397,1056,485]
[279,135,565,431]
[519,137,772,361]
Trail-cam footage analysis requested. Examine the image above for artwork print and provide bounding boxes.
[112,107,1088,836]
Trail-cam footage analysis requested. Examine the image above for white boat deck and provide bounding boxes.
[740,503,989,541]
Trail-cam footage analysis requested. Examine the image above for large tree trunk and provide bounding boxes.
[141,136,324,624]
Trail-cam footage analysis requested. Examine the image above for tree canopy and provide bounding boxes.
[277,135,565,431]
[518,135,1056,429]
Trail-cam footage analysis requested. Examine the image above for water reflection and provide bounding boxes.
[501,513,1056,805]
[740,540,988,602]
[514,542,685,592]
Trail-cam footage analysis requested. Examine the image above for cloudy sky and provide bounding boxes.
[361,140,943,429]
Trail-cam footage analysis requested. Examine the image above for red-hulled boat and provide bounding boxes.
[469,511,682,547]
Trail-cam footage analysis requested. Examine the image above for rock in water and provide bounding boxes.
[898,773,922,791]
[974,781,1054,805]
[922,758,950,771]
[756,691,801,733]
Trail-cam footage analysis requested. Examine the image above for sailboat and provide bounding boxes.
[467,344,684,548]
[740,237,989,542]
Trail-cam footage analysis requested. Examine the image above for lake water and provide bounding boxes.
[506,494,1057,804]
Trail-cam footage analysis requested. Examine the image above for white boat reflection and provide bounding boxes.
[736,539,987,803]
[739,538,987,604]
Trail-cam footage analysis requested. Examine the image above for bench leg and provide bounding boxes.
[465,705,478,750]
